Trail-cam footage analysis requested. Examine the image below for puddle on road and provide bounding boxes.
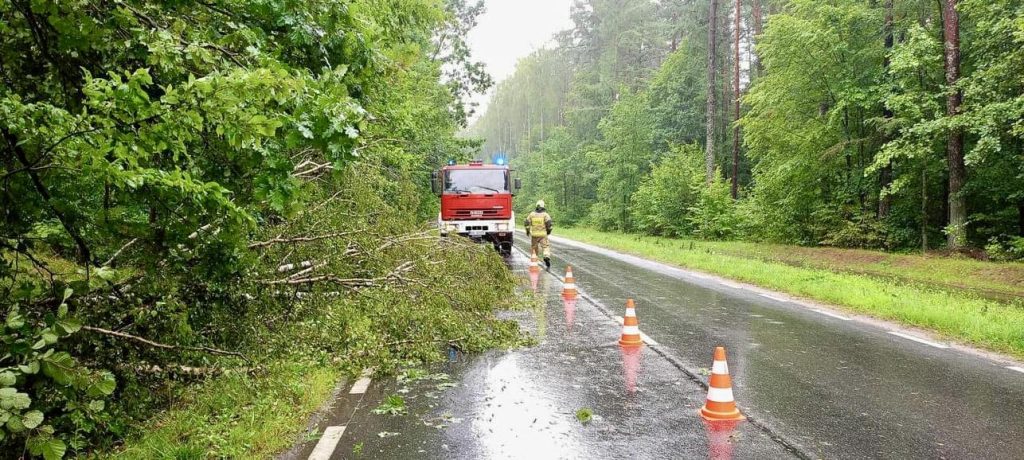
[472,354,584,459]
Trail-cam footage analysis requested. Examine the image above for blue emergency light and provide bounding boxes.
[495,157,505,165]
[447,159,456,166]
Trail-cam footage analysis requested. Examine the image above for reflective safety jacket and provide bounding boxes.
[525,211,553,236]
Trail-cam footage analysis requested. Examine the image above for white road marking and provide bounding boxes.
[758,293,789,303]
[1007,366,1024,374]
[349,369,374,394]
[813,309,852,321]
[349,377,372,394]
[888,331,949,349]
[308,426,346,460]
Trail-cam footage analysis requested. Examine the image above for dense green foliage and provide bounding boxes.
[472,0,1024,255]
[1,0,516,457]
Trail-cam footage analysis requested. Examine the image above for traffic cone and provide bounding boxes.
[699,347,744,422]
[561,265,578,299]
[528,250,541,273]
[618,299,643,348]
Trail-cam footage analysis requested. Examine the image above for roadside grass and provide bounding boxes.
[677,238,1024,302]
[108,362,341,459]
[557,227,1024,358]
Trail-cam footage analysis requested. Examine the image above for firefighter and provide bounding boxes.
[525,200,553,269]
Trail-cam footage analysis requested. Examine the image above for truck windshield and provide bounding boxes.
[445,169,509,193]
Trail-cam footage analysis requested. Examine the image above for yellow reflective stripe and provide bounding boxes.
[529,215,547,234]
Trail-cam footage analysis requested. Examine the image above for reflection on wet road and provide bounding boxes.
[545,235,1024,459]
[331,249,794,459]
[325,235,1024,459]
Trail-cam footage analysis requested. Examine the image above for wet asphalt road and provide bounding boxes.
[326,248,794,459]
[308,235,1024,459]
[539,235,1024,459]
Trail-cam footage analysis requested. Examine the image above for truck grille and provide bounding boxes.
[455,209,501,217]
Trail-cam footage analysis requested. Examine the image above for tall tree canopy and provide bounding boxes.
[472,0,1024,255]
[1,0,493,455]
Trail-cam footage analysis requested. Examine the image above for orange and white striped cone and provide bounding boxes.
[529,270,540,292]
[561,266,578,299]
[618,299,643,348]
[528,250,541,273]
[699,347,744,422]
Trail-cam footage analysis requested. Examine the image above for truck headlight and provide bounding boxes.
[496,223,509,231]
[445,224,458,233]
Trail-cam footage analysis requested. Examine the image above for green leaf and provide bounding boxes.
[87,372,116,397]
[0,372,15,387]
[575,408,593,425]
[371,394,406,416]
[21,410,43,429]
[42,331,58,345]
[0,388,31,410]
[5,310,24,329]
[88,400,105,411]
[60,288,73,304]
[93,266,116,281]
[28,436,66,460]
[6,414,25,433]
[41,353,75,386]
[32,339,47,350]
[19,360,40,375]
[56,318,81,335]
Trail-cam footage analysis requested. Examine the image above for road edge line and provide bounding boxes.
[888,331,949,349]
[307,426,346,460]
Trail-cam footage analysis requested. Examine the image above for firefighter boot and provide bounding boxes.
[544,257,551,269]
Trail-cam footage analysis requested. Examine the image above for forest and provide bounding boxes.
[0,0,522,457]
[470,0,1024,258]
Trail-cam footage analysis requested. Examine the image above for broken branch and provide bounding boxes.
[82,325,250,363]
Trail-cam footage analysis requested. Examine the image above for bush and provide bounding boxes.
[631,145,703,237]
[808,206,890,249]
[985,236,1024,262]
[687,174,742,240]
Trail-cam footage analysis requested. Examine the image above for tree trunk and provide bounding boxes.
[1018,199,1024,237]
[943,0,966,249]
[705,0,719,184]
[878,0,894,219]
[732,0,741,199]
[752,0,764,77]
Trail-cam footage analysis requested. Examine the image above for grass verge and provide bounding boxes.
[109,362,341,459]
[558,227,1024,358]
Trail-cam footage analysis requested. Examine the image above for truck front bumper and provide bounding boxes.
[438,216,516,241]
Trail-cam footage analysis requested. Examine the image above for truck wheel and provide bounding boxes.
[499,241,513,257]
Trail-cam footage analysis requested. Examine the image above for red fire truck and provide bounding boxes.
[432,159,520,255]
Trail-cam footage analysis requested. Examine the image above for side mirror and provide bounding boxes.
[514,178,522,190]
[430,171,440,196]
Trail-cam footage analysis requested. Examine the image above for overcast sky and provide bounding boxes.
[466,0,576,121]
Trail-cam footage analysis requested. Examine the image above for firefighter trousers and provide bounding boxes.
[531,235,551,259]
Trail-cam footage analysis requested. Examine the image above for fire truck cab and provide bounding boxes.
[432,159,521,256]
